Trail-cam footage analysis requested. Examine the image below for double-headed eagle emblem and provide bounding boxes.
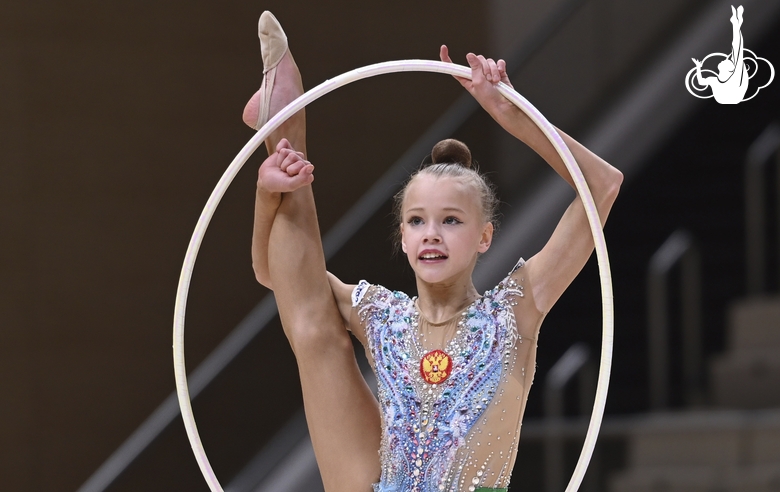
[420,349,452,384]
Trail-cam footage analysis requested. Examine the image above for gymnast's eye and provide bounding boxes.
[408,216,423,226]
[443,216,462,225]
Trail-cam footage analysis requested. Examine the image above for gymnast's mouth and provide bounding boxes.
[419,250,448,261]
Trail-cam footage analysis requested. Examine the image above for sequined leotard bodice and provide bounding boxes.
[352,261,538,492]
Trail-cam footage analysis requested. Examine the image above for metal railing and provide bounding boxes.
[647,229,703,410]
[745,122,780,295]
[544,343,596,492]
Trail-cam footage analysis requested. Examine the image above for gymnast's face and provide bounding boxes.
[400,174,493,285]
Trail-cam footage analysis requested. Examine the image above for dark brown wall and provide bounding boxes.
[0,1,487,490]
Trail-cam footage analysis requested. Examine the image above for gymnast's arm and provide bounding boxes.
[252,191,280,289]
[250,140,367,344]
[251,139,314,289]
[440,46,623,316]
[523,134,621,315]
[327,273,369,346]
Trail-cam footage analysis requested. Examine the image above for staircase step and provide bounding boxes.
[624,410,780,467]
[610,466,721,492]
[727,296,780,351]
[631,427,741,467]
[752,414,780,464]
[711,350,780,408]
[610,464,780,492]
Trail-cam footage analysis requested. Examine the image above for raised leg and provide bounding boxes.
[248,12,381,491]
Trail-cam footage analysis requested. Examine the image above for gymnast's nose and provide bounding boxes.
[423,224,442,243]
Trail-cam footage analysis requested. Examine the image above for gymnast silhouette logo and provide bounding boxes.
[685,5,774,104]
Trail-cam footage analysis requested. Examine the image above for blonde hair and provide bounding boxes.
[392,139,499,251]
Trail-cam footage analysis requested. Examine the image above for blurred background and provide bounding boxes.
[1,0,779,490]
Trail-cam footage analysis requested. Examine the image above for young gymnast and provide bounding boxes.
[245,11,622,492]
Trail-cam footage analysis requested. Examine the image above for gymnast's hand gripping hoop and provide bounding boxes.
[173,60,614,492]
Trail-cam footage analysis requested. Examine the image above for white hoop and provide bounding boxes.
[173,60,613,492]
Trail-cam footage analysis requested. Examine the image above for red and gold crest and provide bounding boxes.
[420,349,452,384]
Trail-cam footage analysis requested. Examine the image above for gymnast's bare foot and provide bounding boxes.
[242,11,306,156]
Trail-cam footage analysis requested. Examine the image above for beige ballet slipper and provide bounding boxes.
[255,11,289,130]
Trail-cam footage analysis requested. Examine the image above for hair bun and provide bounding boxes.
[431,139,473,169]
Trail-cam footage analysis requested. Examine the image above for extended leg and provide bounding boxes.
[269,183,381,492]
[248,12,380,491]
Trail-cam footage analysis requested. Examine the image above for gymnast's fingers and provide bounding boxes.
[284,159,311,176]
[278,149,305,171]
[275,138,292,153]
[475,54,499,84]
[439,45,453,64]
[284,159,311,177]
[497,59,513,88]
[277,148,291,170]
[440,45,470,86]
[465,53,486,84]
[486,58,500,84]
[289,165,315,188]
[277,147,301,159]
[475,54,489,79]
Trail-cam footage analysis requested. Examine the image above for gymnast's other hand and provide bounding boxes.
[258,138,314,194]
[440,45,515,118]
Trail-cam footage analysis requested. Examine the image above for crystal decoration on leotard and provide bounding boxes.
[353,259,534,492]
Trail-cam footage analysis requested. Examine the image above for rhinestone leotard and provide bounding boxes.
[352,260,538,492]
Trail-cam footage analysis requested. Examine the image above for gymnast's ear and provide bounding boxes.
[478,222,493,253]
[400,223,407,253]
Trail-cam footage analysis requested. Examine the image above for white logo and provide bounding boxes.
[685,5,774,104]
